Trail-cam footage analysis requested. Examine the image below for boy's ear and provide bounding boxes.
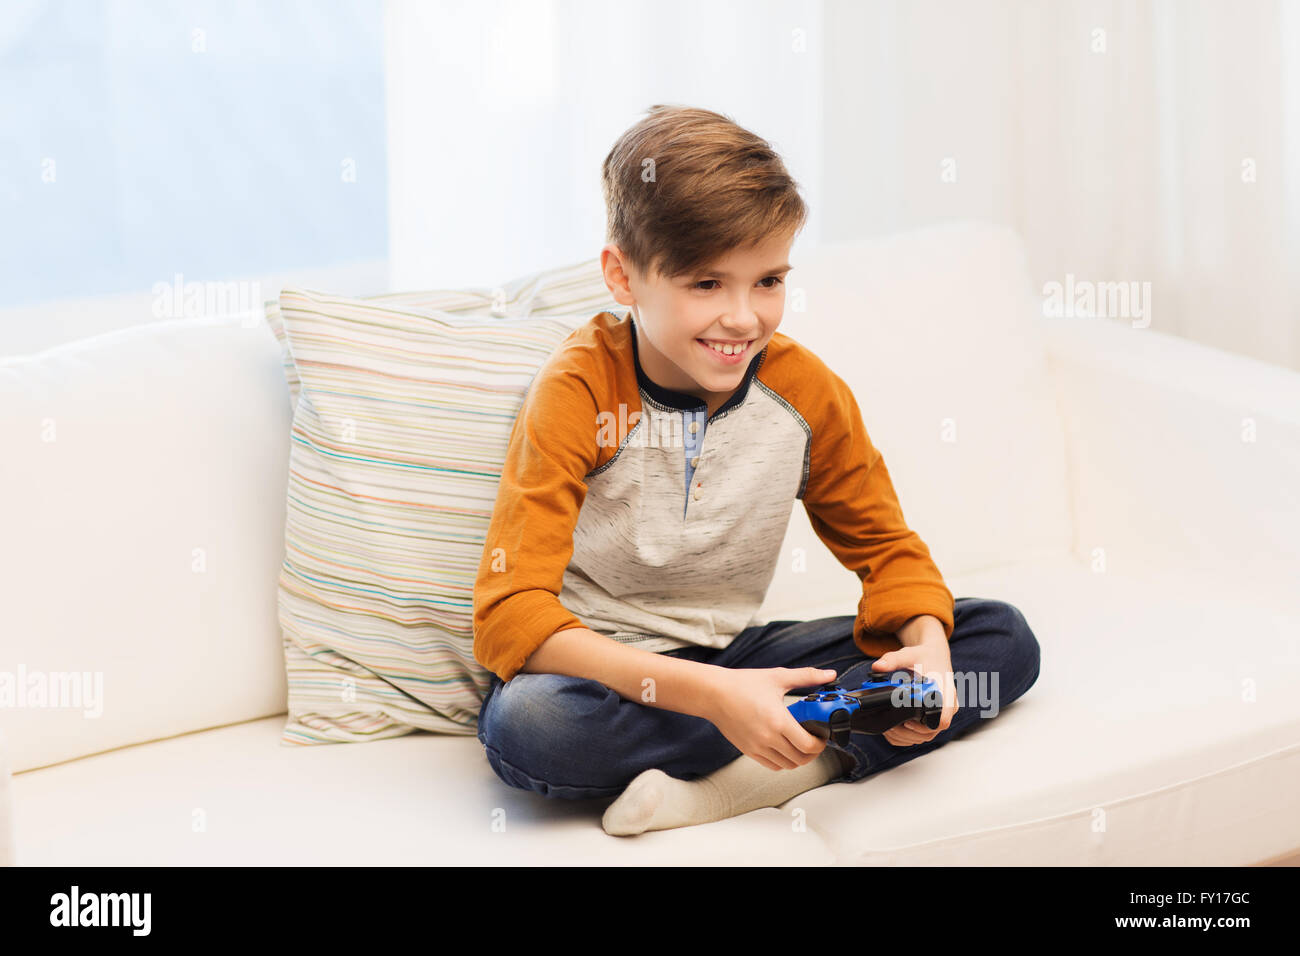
[600,244,637,306]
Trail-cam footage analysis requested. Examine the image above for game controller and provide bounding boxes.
[787,670,944,747]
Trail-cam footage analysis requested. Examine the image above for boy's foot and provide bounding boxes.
[600,769,678,836]
[601,748,844,836]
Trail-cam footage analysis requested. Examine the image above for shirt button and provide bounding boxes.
[688,421,699,434]
[690,456,700,467]
[693,486,702,500]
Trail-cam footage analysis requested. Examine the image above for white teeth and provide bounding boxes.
[703,340,747,355]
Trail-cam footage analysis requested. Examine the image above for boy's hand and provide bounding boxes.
[703,666,838,771]
[870,638,959,747]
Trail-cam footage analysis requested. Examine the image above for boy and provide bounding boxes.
[473,105,1040,836]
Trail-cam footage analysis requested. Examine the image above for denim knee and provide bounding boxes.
[989,600,1041,699]
[476,671,627,796]
[478,671,601,753]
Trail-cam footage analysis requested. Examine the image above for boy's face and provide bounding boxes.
[602,232,794,415]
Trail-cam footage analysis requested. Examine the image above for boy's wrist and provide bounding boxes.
[897,614,947,646]
[668,658,730,722]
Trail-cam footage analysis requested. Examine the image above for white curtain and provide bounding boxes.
[386,0,1300,371]
[384,0,826,288]
[818,0,1299,370]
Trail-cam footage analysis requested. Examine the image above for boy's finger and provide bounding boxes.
[893,722,932,742]
[788,723,826,755]
[887,730,922,746]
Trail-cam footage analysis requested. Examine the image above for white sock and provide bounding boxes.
[601,747,846,836]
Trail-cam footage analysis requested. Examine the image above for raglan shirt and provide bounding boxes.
[472,310,955,683]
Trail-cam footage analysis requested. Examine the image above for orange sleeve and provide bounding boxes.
[800,365,955,657]
[472,357,597,683]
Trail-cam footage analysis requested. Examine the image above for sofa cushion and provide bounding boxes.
[10,554,1297,865]
[778,221,1072,586]
[783,553,1300,864]
[7,715,837,865]
[0,315,294,773]
[275,288,595,743]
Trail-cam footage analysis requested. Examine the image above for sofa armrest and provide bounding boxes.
[1044,316,1300,591]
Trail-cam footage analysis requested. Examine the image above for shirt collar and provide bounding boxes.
[623,311,765,417]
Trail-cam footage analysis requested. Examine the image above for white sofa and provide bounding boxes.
[2,221,1297,866]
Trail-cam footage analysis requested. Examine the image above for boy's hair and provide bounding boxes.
[601,104,809,282]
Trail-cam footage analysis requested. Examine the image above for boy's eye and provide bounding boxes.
[694,276,785,291]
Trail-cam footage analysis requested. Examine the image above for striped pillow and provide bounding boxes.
[264,257,619,406]
[276,285,612,744]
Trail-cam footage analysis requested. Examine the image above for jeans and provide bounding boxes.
[475,597,1041,800]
